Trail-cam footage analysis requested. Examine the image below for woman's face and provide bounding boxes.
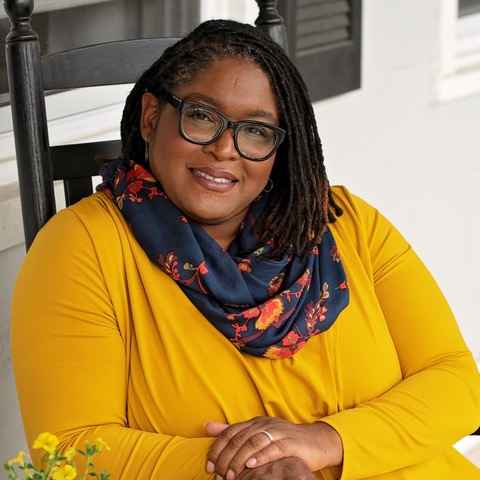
[140,57,279,227]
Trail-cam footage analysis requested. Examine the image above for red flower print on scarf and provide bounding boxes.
[281,269,312,303]
[255,298,284,330]
[238,259,253,273]
[127,163,156,183]
[264,331,306,359]
[297,269,312,288]
[321,282,330,300]
[116,164,159,204]
[232,322,248,341]
[305,301,328,333]
[243,306,261,320]
[158,251,180,280]
[147,186,167,200]
[181,260,209,293]
[268,273,285,295]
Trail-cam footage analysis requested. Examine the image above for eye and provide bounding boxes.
[185,107,216,123]
[246,126,267,136]
[243,125,275,140]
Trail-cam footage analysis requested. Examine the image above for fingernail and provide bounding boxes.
[215,476,223,480]
[226,470,235,480]
[206,461,215,473]
[246,457,257,468]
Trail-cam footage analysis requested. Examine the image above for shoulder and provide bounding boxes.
[31,191,125,265]
[329,185,411,280]
[328,185,380,241]
[330,185,379,220]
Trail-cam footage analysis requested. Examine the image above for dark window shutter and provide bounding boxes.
[278,0,362,102]
[458,0,480,16]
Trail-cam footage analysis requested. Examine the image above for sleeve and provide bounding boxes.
[320,190,480,479]
[10,208,214,480]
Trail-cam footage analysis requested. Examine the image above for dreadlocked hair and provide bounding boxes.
[120,19,343,256]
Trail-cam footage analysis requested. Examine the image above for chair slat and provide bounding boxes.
[64,177,94,207]
[42,38,181,91]
[51,140,121,180]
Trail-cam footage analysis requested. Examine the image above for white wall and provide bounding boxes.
[1,0,479,464]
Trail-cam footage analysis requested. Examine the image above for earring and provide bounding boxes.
[263,178,274,193]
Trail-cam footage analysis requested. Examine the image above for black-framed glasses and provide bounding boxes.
[157,89,286,161]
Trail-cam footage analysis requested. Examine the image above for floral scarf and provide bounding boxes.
[98,159,349,359]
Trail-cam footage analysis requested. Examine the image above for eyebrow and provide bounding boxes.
[185,93,278,123]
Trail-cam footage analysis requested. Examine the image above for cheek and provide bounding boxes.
[244,158,275,193]
[150,130,197,180]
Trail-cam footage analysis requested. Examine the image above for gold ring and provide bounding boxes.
[260,430,274,442]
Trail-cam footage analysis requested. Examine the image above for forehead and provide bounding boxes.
[172,57,279,121]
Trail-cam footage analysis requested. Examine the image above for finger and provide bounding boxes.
[205,421,229,436]
[224,431,277,479]
[211,424,265,478]
[245,439,292,469]
[207,420,257,469]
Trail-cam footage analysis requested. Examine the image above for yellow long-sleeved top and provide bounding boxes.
[11,185,480,479]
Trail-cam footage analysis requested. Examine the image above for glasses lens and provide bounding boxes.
[181,104,221,143]
[237,123,278,160]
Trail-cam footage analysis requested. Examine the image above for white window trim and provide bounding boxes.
[0,84,132,181]
[437,0,480,101]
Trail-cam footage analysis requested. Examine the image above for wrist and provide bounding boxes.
[310,421,344,469]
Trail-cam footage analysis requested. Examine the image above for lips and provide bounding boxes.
[189,167,239,182]
[189,166,239,193]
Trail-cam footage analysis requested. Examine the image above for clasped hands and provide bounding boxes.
[204,416,343,479]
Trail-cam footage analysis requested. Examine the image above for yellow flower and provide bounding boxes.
[50,464,77,480]
[64,447,76,461]
[94,437,111,452]
[7,450,26,466]
[33,432,59,454]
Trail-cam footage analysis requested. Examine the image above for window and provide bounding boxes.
[437,0,480,101]
[278,0,362,102]
[0,0,200,104]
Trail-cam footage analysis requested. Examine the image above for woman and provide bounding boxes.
[11,19,480,480]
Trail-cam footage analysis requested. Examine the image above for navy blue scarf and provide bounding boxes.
[98,159,349,358]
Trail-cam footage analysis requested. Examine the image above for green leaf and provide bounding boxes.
[86,446,96,456]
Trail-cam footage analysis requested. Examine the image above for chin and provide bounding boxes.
[182,201,245,226]
[186,210,234,225]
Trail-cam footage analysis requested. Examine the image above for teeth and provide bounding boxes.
[193,169,235,184]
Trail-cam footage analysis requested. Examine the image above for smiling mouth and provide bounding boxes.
[192,169,236,184]
[190,168,239,192]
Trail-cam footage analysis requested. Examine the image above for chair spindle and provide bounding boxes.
[4,0,55,250]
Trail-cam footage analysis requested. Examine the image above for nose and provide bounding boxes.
[202,127,240,161]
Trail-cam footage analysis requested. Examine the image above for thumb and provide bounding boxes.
[204,420,229,436]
